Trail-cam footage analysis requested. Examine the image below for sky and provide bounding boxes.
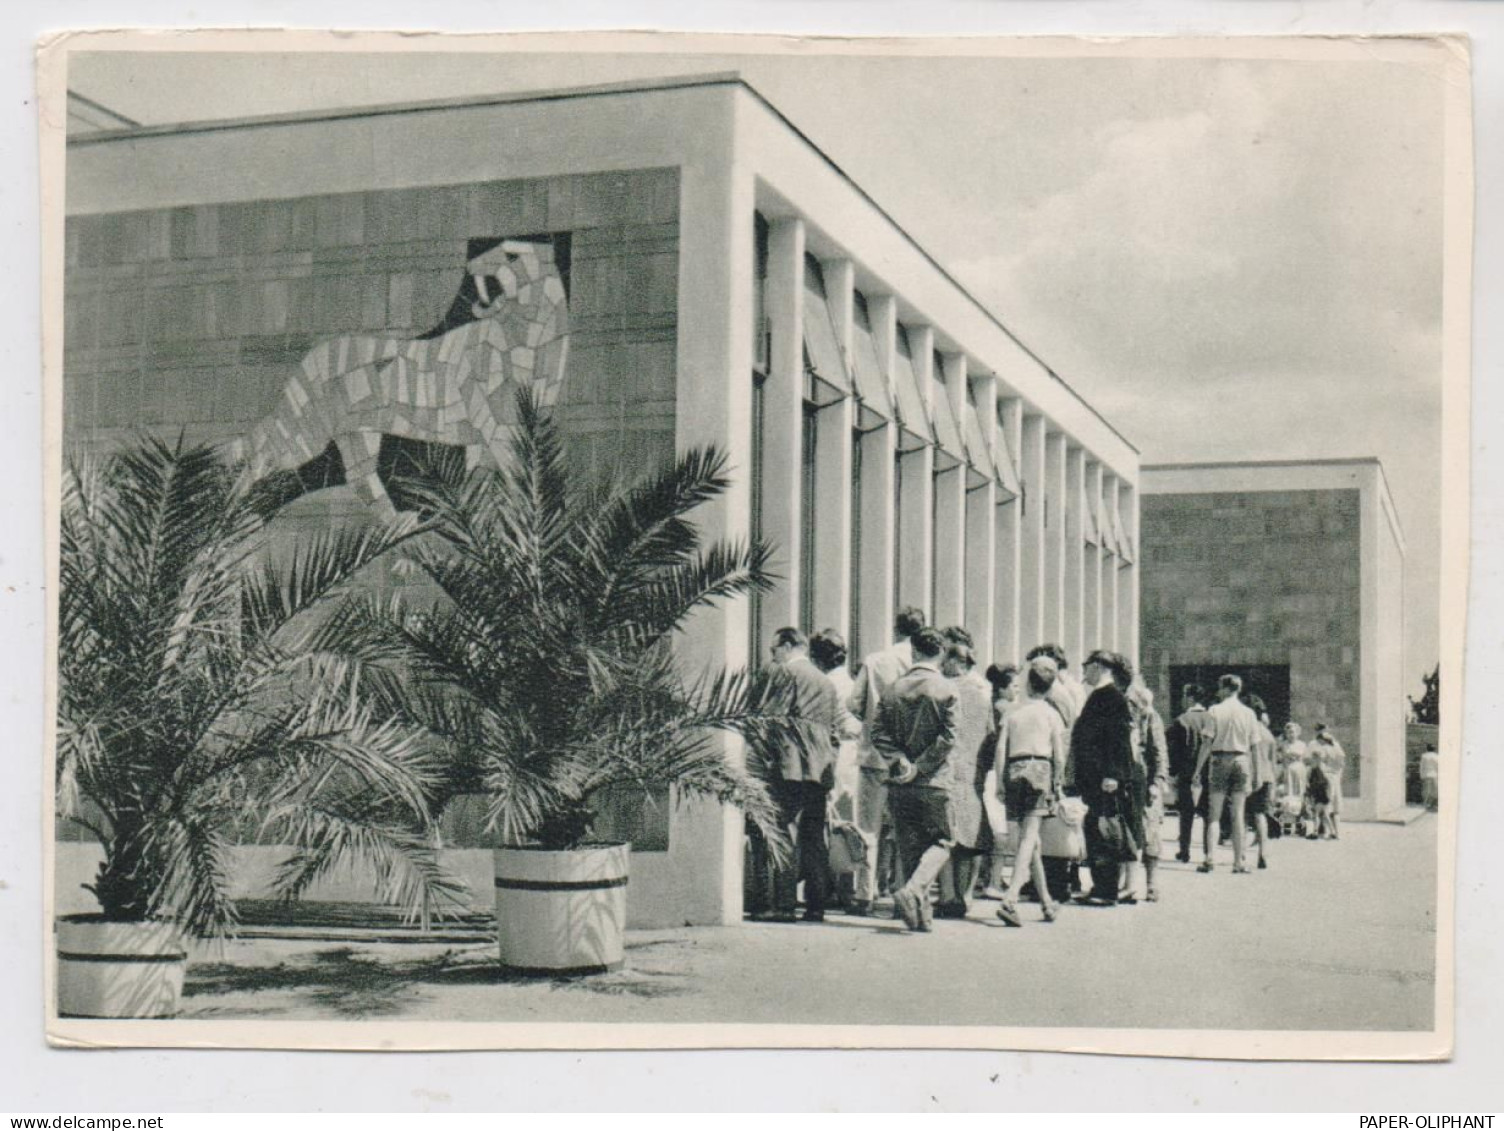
[68,44,1449,689]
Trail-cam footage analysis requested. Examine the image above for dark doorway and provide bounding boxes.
[1168,663,1292,728]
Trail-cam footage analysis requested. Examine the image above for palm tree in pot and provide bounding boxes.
[333,389,806,976]
[55,437,467,1018]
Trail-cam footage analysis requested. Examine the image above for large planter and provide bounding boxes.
[494,842,628,977]
[56,915,187,1019]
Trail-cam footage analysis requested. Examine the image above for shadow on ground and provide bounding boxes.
[185,938,694,1017]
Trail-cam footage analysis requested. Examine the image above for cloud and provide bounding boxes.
[951,61,1443,407]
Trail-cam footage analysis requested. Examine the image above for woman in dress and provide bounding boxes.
[810,629,863,823]
[1277,722,1310,834]
[1312,725,1347,840]
[979,663,1021,899]
[1127,681,1170,902]
[935,633,996,917]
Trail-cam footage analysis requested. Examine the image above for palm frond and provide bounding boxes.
[56,438,457,933]
[575,444,732,610]
[239,512,420,646]
[264,801,471,929]
[146,815,240,939]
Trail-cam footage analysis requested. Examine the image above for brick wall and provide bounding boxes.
[1140,488,1363,793]
[63,167,681,484]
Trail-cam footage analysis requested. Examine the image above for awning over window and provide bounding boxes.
[1113,506,1134,564]
[992,417,1023,500]
[1096,501,1116,557]
[892,326,933,447]
[850,292,895,420]
[962,398,996,487]
[1083,493,1100,546]
[929,378,967,466]
[802,256,850,401]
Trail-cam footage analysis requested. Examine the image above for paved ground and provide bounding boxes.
[179,815,1438,1030]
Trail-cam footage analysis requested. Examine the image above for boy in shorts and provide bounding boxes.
[995,657,1068,927]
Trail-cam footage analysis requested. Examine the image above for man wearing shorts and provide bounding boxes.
[1198,674,1259,875]
[994,657,1068,927]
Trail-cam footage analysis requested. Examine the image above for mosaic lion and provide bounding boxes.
[240,235,570,514]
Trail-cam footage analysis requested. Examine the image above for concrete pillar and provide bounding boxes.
[814,256,858,645]
[1085,460,1103,655]
[1102,470,1121,652]
[965,367,998,661]
[928,336,966,630]
[995,396,1024,662]
[1065,446,1086,671]
[760,216,806,634]
[1044,429,1068,649]
[1018,413,1047,654]
[653,156,754,927]
[811,399,854,639]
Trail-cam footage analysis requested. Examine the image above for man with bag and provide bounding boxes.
[1071,649,1138,905]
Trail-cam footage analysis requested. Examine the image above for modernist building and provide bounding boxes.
[62,75,1141,926]
[1139,460,1407,822]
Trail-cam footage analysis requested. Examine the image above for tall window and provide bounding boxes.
[893,448,904,614]
[801,401,819,634]
[749,374,766,668]
[849,426,864,664]
[749,213,770,667]
[930,465,941,619]
[753,213,770,377]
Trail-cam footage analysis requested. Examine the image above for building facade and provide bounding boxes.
[62,74,1141,926]
[1139,460,1407,822]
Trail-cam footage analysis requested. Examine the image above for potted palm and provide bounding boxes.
[55,437,466,1018]
[334,390,802,976]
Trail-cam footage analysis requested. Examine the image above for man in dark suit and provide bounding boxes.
[1073,649,1136,905]
[873,627,958,932]
[750,626,839,923]
[1168,683,1215,863]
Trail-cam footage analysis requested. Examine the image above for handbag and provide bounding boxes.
[1038,797,1088,860]
[826,819,869,879]
[1095,795,1141,863]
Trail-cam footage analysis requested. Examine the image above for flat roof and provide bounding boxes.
[1142,457,1405,552]
[66,71,1137,457]
[1142,457,1384,471]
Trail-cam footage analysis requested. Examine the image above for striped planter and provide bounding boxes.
[56,916,187,1019]
[494,843,628,977]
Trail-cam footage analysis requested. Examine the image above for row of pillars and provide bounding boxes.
[759,216,1138,670]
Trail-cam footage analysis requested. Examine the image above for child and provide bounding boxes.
[1304,749,1332,839]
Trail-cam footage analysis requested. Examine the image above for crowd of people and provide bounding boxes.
[745,608,1351,931]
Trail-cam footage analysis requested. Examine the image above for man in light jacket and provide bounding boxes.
[873,627,959,932]
[750,627,839,923]
[845,606,926,915]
